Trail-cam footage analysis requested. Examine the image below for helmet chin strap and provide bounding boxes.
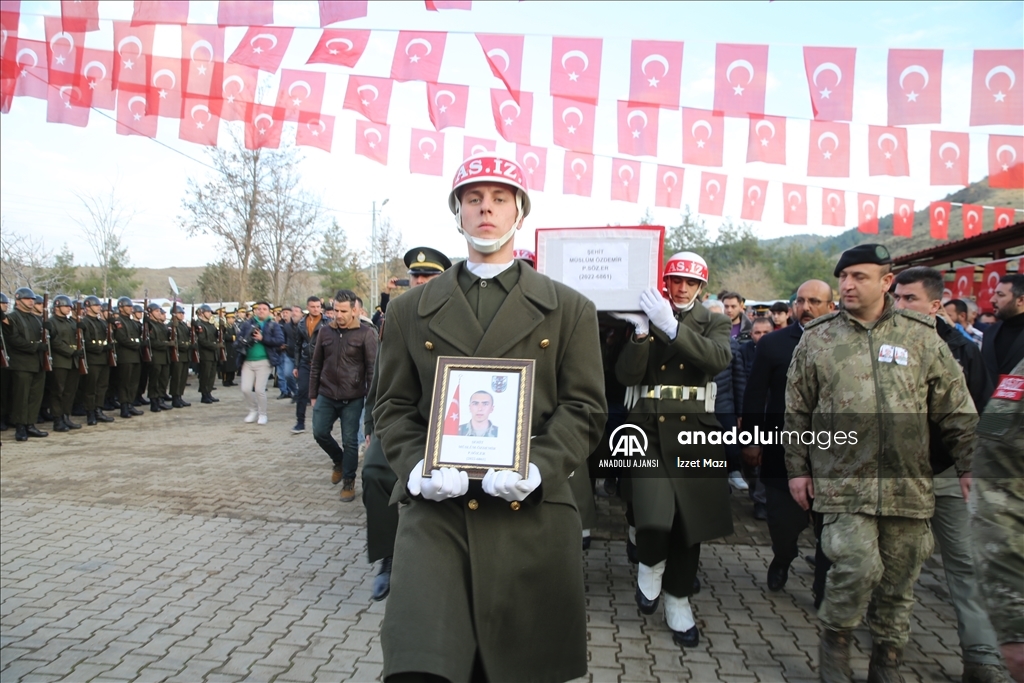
[455,190,525,255]
[670,284,703,313]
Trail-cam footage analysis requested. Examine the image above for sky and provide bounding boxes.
[0,0,1021,269]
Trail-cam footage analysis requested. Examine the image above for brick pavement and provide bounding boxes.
[1,386,969,681]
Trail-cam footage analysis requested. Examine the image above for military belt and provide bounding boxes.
[641,384,706,401]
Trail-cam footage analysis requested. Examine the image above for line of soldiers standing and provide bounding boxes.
[1,289,233,442]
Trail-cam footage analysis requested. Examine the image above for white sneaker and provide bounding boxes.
[728,471,749,491]
[257,414,268,425]
[244,410,258,423]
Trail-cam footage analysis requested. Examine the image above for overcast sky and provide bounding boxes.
[0,0,1021,269]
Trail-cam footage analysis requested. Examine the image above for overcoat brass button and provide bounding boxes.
[658,415,665,423]
[679,364,685,370]
[510,501,521,511]
[480,280,488,288]
[660,365,666,371]
[425,341,434,350]
[680,415,687,422]
[467,499,479,510]
[540,339,550,348]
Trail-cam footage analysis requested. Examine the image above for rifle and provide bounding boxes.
[217,317,227,362]
[41,294,53,372]
[189,302,200,364]
[106,298,118,367]
[0,313,9,369]
[140,294,152,362]
[169,315,180,363]
[74,300,89,375]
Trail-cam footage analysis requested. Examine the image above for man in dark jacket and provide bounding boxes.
[234,301,285,425]
[5,287,49,440]
[45,295,84,432]
[983,273,1024,392]
[291,296,326,433]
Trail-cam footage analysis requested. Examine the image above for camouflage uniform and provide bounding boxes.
[785,295,977,647]
[971,357,1024,646]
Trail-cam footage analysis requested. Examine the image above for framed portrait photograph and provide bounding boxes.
[424,356,535,480]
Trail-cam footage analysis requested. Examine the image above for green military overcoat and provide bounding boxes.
[373,261,607,683]
[615,302,735,546]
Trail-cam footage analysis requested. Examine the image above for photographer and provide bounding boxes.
[234,301,284,425]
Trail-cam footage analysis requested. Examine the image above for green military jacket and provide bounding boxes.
[146,318,170,365]
[112,314,142,364]
[785,295,977,518]
[81,314,110,365]
[4,309,45,372]
[44,314,78,370]
[171,320,191,361]
[195,319,219,362]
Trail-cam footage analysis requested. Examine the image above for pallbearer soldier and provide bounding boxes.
[44,295,83,432]
[195,305,220,403]
[145,303,172,412]
[5,287,49,440]
[79,296,114,425]
[112,297,144,419]
[362,245,452,601]
[169,305,192,408]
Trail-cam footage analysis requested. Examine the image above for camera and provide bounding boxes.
[395,279,410,287]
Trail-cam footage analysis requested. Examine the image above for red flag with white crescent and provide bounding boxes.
[391,31,446,83]
[147,55,182,118]
[553,96,596,154]
[988,134,1023,189]
[307,29,370,68]
[682,108,724,167]
[821,189,846,227]
[888,49,943,125]
[218,62,257,122]
[931,131,970,186]
[783,184,807,226]
[115,88,157,137]
[954,266,975,300]
[803,46,856,121]
[181,24,223,100]
[611,158,641,203]
[218,0,273,27]
[477,33,524,101]
[655,165,683,209]
[857,194,879,234]
[444,383,460,436]
[343,75,393,125]
[516,144,547,191]
[427,82,469,131]
[80,47,115,110]
[747,115,786,165]
[563,152,594,198]
[980,261,1008,312]
[629,39,683,108]
[962,204,983,238]
[275,68,325,122]
[994,207,1017,230]
[61,0,99,33]
[698,172,727,217]
[867,125,909,177]
[617,100,659,157]
[930,201,951,240]
[741,178,768,222]
[131,1,189,26]
[227,26,293,73]
[113,21,153,93]
[893,198,915,237]
[492,89,532,144]
[550,36,602,104]
[355,119,389,165]
[46,79,89,127]
[296,111,334,153]
[318,0,367,26]
[410,128,444,176]
[179,96,220,146]
[463,136,495,160]
[8,38,49,100]
[713,43,768,116]
[807,120,850,177]
[970,49,1023,126]
[245,104,282,150]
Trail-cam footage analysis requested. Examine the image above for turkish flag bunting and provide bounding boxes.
[115,88,157,137]
[355,119,390,164]
[46,79,89,127]
[888,49,943,125]
[970,50,1023,126]
[492,88,533,144]
[563,152,594,197]
[181,24,224,100]
[867,125,909,176]
[953,266,974,300]
[893,198,915,237]
[427,82,469,131]
[550,36,602,104]
[463,136,495,160]
[227,27,293,73]
[443,383,460,436]
[979,261,1007,312]
[682,108,724,167]
[807,120,850,177]
[131,1,189,25]
[931,130,970,186]
[617,100,660,157]
[319,0,368,25]
[803,46,856,121]
[783,184,807,225]
[245,104,283,150]
[698,172,727,216]
[516,144,547,191]
[629,39,683,108]
[276,69,326,122]
[962,203,984,238]
[740,178,768,222]
[426,1,471,9]
[655,165,683,209]
[410,128,444,176]
[821,188,846,227]
[9,38,49,100]
[343,75,392,124]
[391,31,446,83]
[611,158,641,203]
[746,115,786,165]
[307,30,370,68]
[45,16,81,82]
[857,194,880,234]
[61,1,99,32]
[552,96,596,154]
[80,48,115,110]
[179,97,220,147]
[477,34,524,101]
[218,1,273,26]
[219,62,257,122]
[988,134,1023,189]
[713,43,768,116]
[929,201,951,240]
[147,56,182,118]
[296,111,335,152]
[994,207,1017,230]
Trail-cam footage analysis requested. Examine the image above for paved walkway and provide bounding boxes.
[2,387,970,681]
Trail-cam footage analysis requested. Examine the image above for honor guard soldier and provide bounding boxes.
[6,288,49,440]
[373,155,607,682]
[79,296,114,425]
[112,297,144,418]
[133,304,151,405]
[169,306,192,408]
[362,246,451,600]
[614,251,734,650]
[45,295,83,432]
[194,305,220,403]
[1,292,10,431]
[145,303,172,412]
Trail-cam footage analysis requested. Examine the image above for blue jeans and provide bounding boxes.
[277,355,296,396]
[313,396,364,480]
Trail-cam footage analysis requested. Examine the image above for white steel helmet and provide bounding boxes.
[663,251,709,284]
[448,154,532,253]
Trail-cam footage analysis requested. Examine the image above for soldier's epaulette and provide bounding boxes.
[894,308,936,327]
[804,310,840,330]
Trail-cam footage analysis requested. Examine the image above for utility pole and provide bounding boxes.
[370,198,389,308]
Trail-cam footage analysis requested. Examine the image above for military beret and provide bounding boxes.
[833,243,892,277]
[404,247,452,275]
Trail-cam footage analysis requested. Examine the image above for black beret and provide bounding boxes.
[833,243,892,277]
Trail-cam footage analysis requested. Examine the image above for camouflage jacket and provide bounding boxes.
[784,295,977,518]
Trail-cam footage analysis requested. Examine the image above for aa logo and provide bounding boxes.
[608,424,648,458]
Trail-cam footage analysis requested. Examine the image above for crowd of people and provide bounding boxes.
[2,152,1023,683]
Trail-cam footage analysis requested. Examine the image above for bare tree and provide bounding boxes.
[258,161,324,304]
[71,185,137,297]
[371,216,405,298]
[0,222,69,294]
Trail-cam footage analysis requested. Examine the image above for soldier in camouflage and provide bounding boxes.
[785,244,978,683]
[971,357,1024,683]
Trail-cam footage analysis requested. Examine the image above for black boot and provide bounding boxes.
[128,405,144,416]
[372,556,393,601]
[157,399,172,410]
[64,415,82,430]
[867,642,905,683]
[150,401,162,412]
[206,393,219,403]
[53,418,69,433]
[200,393,214,404]
[26,424,49,438]
[87,411,97,426]
[15,424,28,441]
[95,409,114,423]
[120,405,133,418]
[160,394,172,402]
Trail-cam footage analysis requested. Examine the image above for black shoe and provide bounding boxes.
[157,400,172,410]
[753,502,767,520]
[120,406,133,418]
[372,556,393,602]
[178,397,191,407]
[87,412,97,426]
[635,587,659,615]
[626,539,639,565]
[128,406,144,416]
[171,397,186,408]
[671,626,700,649]
[582,536,592,551]
[26,424,48,438]
[95,410,114,423]
[150,402,162,412]
[206,393,219,403]
[54,419,69,433]
[277,393,291,400]
[15,425,28,441]
[160,394,172,402]
[767,557,790,592]
[201,394,214,404]
[804,554,816,569]
[135,397,150,406]
[63,415,82,430]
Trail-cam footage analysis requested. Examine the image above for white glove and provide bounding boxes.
[407,458,469,501]
[610,312,650,336]
[640,287,677,339]
[482,463,542,502]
